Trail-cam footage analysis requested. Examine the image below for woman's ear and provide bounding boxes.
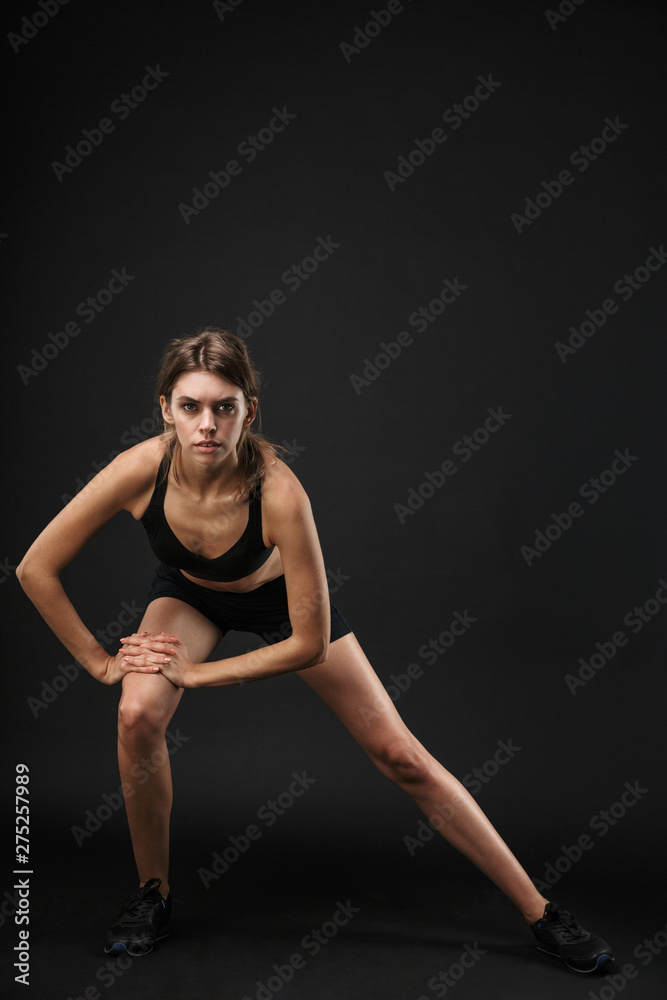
[244,398,258,427]
[160,395,174,425]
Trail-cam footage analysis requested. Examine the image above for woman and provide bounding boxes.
[17,328,612,973]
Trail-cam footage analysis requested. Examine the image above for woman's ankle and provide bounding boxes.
[523,897,549,924]
[139,877,170,900]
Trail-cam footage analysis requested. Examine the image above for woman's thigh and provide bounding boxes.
[119,597,223,723]
[295,632,424,757]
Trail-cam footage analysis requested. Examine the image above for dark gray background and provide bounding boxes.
[2,1,666,998]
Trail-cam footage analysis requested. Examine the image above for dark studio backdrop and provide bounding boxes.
[2,1,666,998]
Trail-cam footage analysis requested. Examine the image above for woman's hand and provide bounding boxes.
[120,631,197,688]
[96,633,161,685]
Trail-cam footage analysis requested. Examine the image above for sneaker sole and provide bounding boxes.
[104,927,169,957]
[536,943,614,973]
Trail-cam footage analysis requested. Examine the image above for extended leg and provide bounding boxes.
[296,633,549,922]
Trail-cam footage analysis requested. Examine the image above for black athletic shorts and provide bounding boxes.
[146,562,352,645]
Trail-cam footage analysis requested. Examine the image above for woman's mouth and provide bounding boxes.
[195,441,221,453]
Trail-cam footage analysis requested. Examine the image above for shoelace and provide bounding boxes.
[118,886,164,925]
[548,908,587,943]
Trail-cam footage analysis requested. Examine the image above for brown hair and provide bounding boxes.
[155,327,277,496]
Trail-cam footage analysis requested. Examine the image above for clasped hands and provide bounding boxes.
[119,630,196,688]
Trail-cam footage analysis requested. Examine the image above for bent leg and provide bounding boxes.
[296,633,549,923]
[118,597,222,896]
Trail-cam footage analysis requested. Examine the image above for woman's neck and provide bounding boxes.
[174,447,242,499]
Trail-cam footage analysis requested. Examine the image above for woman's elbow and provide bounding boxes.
[312,639,329,666]
[15,554,49,592]
[297,637,329,669]
[15,556,30,588]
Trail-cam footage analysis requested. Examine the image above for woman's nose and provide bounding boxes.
[199,409,216,432]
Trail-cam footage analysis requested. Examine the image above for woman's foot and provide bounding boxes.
[530,902,614,973]
[103,877,171,956]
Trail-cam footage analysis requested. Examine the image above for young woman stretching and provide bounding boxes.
[17,328,613,974]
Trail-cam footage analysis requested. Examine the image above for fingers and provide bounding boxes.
[118,631,183,676]
[123,641,177,655]
[121,648,173,665]
[121,630,180,644]
[120,634,179,656]
[121,652,165,671]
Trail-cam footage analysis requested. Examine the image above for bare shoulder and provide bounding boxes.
[112,436,169,515]
[68,435,168,518]
[260,450,325,560]
[112,435,167,476]
[18,437,170,575]
[260,451,312,522]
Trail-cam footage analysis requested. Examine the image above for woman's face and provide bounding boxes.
[160,370,256,469]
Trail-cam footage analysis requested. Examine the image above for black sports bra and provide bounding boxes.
[140,455,275,582]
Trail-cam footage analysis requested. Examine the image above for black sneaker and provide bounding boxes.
[104,878,171,956]
[530,902,613,973]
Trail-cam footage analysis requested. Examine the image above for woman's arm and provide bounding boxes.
[16,439,164,684]
[127,463,331,687]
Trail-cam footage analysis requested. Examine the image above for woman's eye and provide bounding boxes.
[180,402,234,413]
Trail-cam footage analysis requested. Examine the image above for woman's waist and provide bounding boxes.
[172,548,284,593]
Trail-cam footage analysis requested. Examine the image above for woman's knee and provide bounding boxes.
[118,678,175,741]
[371,736,434,787]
